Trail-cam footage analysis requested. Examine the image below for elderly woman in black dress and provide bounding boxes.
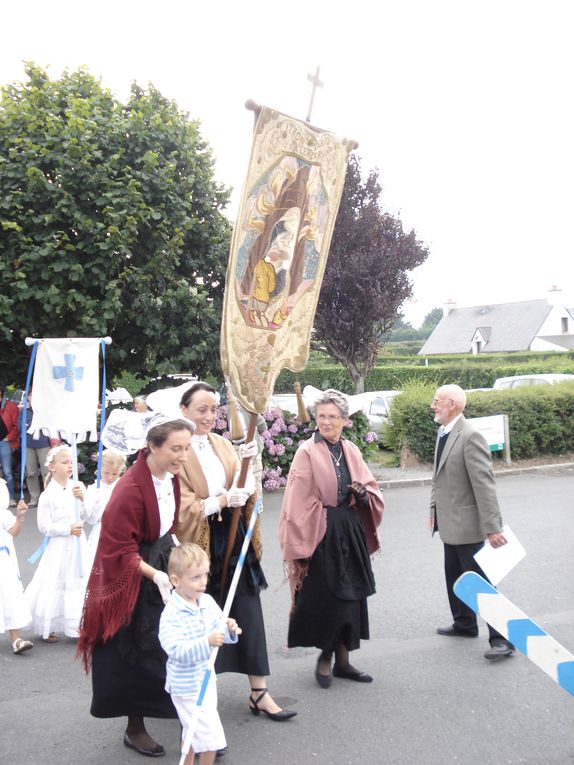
[279,389,384,687]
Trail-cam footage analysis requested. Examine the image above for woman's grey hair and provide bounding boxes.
[309,389,349,419]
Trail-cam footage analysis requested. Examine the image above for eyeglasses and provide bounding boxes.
[317,415,342,423]
[432,398,453,406]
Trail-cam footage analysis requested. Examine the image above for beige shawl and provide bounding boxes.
[176,433,262,560]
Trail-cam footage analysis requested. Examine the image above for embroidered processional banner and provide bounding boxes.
[220,105,356,413]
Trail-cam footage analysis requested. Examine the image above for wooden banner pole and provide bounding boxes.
[219,411,258,597]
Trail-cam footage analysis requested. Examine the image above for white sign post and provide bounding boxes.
[469,414,511,465]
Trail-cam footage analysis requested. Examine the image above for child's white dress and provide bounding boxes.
[84,479,118,573]
[0,479,32,632]
[24,479,89,639]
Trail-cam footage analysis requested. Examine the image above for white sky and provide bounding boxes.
[2,0,573,327]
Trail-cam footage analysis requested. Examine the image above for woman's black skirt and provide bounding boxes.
[288,504,376,653]
[207,511,270,677]
[90,533,177,719]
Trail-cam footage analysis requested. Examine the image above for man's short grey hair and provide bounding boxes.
[309,389,350,419]
[436,384,467,410]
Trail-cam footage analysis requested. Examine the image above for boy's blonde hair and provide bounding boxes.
[168,542,210,579]
[101,449,126,471]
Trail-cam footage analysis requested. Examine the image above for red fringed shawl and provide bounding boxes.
[77,450,180,670]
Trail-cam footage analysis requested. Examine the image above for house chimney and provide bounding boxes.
[443,299,457,317]
[547,285,562,307]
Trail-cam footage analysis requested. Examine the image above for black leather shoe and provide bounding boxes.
[315,657,332,688]
[123,733,165,757]
[484,641,514,661]
[332,665,373,683]
[436,625,478,638]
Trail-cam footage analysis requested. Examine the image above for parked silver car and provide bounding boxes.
[493,373,574,390]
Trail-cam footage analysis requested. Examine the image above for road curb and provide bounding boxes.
[378,461,574,490]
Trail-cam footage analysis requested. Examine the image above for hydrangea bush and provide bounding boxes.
[213,404,379,492]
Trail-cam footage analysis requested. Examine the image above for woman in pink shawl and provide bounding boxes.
[279,389,384,688]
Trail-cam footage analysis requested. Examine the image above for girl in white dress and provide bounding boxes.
[24,445,88,641]
[0,478,34,654]
[84,450,126,572]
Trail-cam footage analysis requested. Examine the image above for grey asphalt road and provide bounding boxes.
[2,469,573,764]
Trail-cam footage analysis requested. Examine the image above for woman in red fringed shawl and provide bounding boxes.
[78,419,193,757]
[279,389,384,689]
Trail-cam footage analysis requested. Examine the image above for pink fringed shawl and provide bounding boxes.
[279,436,384,593]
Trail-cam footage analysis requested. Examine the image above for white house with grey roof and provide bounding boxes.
[419,294,574,355]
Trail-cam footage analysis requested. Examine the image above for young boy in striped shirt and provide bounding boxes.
[159,543,241,765]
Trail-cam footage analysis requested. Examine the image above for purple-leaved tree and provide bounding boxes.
[315,155,430,393]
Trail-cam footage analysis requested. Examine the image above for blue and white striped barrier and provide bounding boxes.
[454,571,574,697]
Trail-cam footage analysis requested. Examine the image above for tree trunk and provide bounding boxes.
[348,363,365,394]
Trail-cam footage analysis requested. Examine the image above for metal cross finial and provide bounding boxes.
[306,65,324,123]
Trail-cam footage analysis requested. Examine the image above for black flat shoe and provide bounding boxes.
[484,641,514,661]
[314,657,332,688]
[332,665,373,683]
[436,625,478,638]
[248,687,297,720]
[123,732,165,757]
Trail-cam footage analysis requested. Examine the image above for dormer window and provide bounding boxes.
[470,327,489,354]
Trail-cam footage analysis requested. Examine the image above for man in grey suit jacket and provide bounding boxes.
[430,384,514,661]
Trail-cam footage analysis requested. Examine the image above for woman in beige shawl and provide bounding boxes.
[177,382,296,725]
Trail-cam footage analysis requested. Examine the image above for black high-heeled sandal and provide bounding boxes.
[248,687,297,721]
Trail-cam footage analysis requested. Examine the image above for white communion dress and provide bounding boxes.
[0,479,32,633]
[84,479,119,573]
[24,478,89,639]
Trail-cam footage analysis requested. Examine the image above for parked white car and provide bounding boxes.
[106,387,134,405]
[268,386,400,436]
[267,392,300,413]
[347,390,401,434]
[493,373,574,390]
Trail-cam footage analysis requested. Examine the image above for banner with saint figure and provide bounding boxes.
[220,104,356,413]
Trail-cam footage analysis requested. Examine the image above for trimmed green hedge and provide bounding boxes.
[403,350,574,366]
[275,357,574,394]
[384,382,574,462]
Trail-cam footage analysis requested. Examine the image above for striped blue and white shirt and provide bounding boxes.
[159,590,238,697]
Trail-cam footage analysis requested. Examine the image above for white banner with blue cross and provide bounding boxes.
[29,338,101,440]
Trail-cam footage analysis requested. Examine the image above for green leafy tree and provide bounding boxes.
[0,64,231,382]
[387,312,422,343]
[315,155,430,392]
[421,307,443,333]
[392,313,413,331]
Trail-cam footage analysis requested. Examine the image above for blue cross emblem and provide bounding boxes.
[53,354,84,392]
